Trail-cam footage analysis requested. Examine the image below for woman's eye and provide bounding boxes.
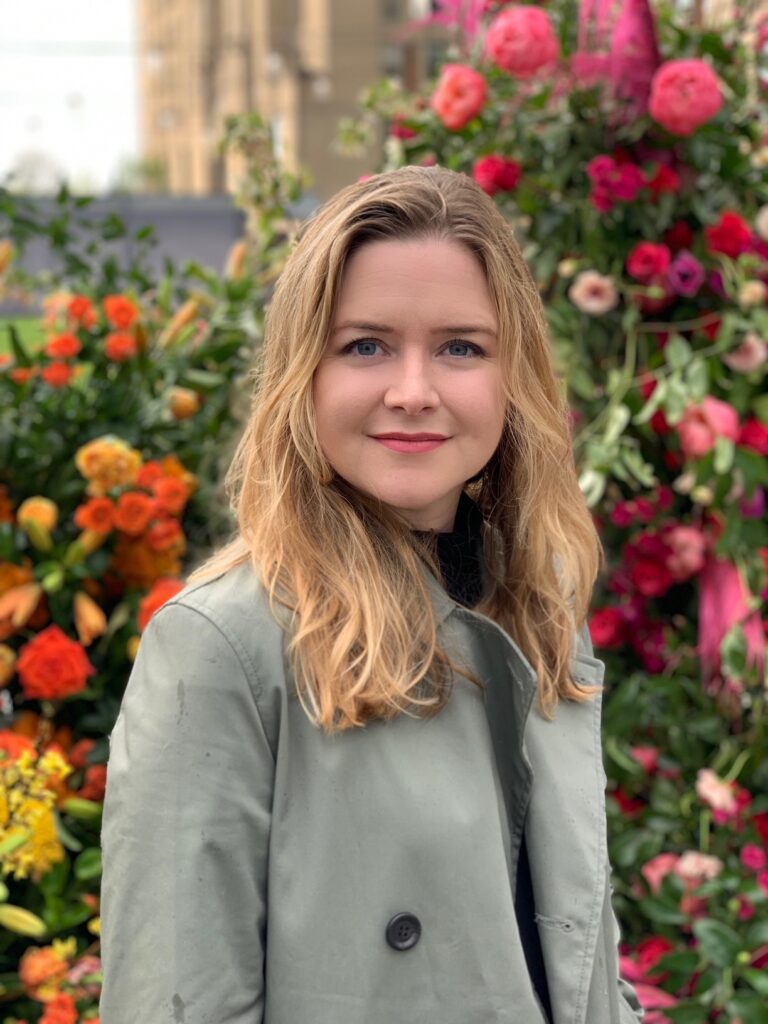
[344,339,382,357]
[445,341,482,358]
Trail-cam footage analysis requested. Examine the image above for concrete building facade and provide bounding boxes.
[135,0,436,198]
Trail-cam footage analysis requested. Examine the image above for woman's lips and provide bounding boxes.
[371,436,448,453]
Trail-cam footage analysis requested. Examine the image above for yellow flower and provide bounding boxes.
[158,297,201,348]
[87,915,101,936]
[0,903,47,937]
[0,750,70,881]
[0,240,14,276]
[168,386,201,419]
[0,644,16,685]
[126,635,141,662]
[73,591,107,646]
[75,436,142,496]
[17,497,58,532]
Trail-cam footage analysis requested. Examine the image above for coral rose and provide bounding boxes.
[39,991,78,1024]
[145,518,184,552]
[152,476,189,517]
[430,63,487,131]
[137,577,184,632]
[66,295,96,329]
[104,331,137,362]
[641,853,679,894]
[472,155,522,195]
[485,6,559,79]
[113,491,154,536]
[103,294,139,329]
[16,625,96,701]
[45,333,81,359]
[649,59,723,136]
[676,396,739,459]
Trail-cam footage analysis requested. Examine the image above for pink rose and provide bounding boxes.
[695,768,738,816]
[472,155,522,195]
[626,243,672,284]
[568,270,619,314]
[676,396,740,459]
[758,871,768,895]
[649,59,723,136]
[430,64,487,131]
[664,525,707,582]
[485,6,559,79]
[641,852,679,894]
[630,746,660,775]
[674,850,724,885]
[741,844,768,871]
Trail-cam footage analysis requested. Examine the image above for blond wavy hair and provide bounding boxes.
[188,165,602,732]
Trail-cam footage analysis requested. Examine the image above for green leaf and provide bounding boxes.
[692,918,742,967]
[8,324,31,367]
[634,378,666,425]
[74,847,102,881]
[665,335,692,370]
[741,968,768,997]
[638,897,688,925]
[713,436,735,474]
[54,813,83,853]
[721,623,748,679]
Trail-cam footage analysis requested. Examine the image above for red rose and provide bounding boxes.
[738,418,768,455]
[78,763,107,802]
[472,155,522,195]
[16,625,96,701]
[646,164,680,198]
[41,361,75,388]
[103,294,139,329]
[45,333,81,359]
[588,607,625,648]
[627,243,672,283]
[635,936,674,982]
[704,211,752,258]
[630,559,674,597]
[137,577,184,632]
[664,221,694,251]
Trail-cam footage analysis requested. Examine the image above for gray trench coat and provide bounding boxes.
[100,560,644,1024]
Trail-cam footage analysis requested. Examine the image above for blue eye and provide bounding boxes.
[446,341,482,358]
[345,339,382,357]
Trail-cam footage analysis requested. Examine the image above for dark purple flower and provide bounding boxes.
[667,249,705,297]
[740,486,765,519]
[707,269,727,298]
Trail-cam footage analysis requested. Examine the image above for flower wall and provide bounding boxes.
[346,1,768,1020]
[0,120,297,1022]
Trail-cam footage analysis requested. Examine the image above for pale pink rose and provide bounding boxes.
[430,63,487,131]
[695,768,738,815]
[485,6,559,79]
[568,270,619,315]
[665,525,707,582]
[674,850,724,884]
[676,396,740,459]
[723,332,768,373]
[641,852,680,894]
[649,59,723,136]
[630,745,660,774]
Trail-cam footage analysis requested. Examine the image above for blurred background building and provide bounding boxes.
[135,0,439,199]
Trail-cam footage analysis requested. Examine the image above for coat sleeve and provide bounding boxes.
[579,623,644,1024]
[99,600,274,1024]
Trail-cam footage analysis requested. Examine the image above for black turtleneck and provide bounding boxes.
[415,492,553,1024]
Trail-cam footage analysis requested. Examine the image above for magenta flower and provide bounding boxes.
[667,250,705,297]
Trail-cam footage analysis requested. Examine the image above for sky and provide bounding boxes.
[0,0,139,193]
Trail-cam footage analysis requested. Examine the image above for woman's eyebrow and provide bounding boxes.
[333,320,497,335]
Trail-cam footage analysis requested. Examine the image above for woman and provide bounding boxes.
[100,166,643,1024]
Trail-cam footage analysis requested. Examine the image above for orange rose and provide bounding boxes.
[17,497,58,532]
[41,362,75,388]
[152,476,189,517]
[19,943,71,1000]
[104,331,137,362]
[135,461,164,489]
[145,518,184,552]
[0,729,35,759]
[66,295,96,329]
[44,333,81,360]
[103,295,139,329]
[108,535,183,589]
[113,491,154,536]
[9,366,36,385]
[16,625,96,701]
[137,577,183,632]
[73,497,114,534]
[73,591,107,646]
[40,992,77,1024]
[168,386,201,419]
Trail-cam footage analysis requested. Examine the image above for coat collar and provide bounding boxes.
[421,558,609,1024]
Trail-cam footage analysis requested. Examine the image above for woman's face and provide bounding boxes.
[312,237,506,531]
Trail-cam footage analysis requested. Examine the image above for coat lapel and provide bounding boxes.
[524,655,607,1024]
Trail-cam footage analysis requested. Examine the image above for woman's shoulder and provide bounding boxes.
[152,560,288,684]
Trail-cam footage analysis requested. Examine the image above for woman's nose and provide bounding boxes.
[382,356,440,414]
